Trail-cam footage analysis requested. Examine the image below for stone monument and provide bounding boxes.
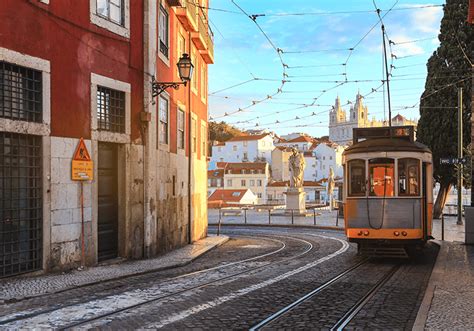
[285,148,306,215]
[327,167,335,211]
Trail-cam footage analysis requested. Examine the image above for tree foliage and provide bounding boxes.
[416,0,473,216]
[208,121,245,142]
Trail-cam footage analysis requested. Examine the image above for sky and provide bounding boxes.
[207,0,445,137]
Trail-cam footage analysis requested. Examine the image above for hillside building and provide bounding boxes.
[210,134,274,164]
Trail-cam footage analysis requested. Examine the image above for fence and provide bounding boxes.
[208,205,343,234]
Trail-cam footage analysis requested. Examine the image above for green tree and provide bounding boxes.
[416,0,473,218]
[208,121,244,142]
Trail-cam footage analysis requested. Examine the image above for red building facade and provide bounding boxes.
[0,0,212,277]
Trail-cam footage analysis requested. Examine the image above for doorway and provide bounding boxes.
[98,143,118,262]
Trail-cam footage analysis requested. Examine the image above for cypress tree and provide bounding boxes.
[416,0,473,218]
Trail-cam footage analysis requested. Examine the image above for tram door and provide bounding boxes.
[98,143,119,262]
[422,162,428,240]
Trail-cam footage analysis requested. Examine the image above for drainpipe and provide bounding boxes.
[143,0,157,257]
[187,31,193,244]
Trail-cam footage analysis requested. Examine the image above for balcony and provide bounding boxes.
[191,14,207,50]
[166,0,183,6]
[175,0,198,32]
[200,26,214,64]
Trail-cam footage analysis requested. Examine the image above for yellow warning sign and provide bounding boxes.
[72,138,93,181]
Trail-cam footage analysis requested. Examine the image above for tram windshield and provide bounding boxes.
[369,158,394,197]
[398,158,420,196]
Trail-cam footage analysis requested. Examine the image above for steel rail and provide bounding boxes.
[330,263,401,331]
[0,235,288,326]
[250,259,369,330]
[57,235,315,330]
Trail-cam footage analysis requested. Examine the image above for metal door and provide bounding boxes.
[0,133,42,277]
[98,143,118,262]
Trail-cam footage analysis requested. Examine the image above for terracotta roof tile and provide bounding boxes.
[208,169,224,179]
[208,189,249,202]
[268,181,324,187]
[287,136,314,143]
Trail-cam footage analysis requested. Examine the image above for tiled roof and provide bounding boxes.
[227,133,270,142]
[224,162,268,174]
[208,189,249,202]
[392,114,407,122]
[208,169,224,179]
[275,146,293,152]
[216,162,229,169]
[287,135,314,143]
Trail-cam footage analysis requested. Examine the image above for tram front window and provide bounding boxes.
[348,159,366,196]
[398,158,420,196]
[369,158,394,197]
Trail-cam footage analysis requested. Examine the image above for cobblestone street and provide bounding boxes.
[0,226,438,330]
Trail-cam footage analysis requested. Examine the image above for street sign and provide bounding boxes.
[440,157,467,165]
[72,138,93,180]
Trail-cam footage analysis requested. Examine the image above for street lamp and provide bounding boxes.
[152,53,194,98]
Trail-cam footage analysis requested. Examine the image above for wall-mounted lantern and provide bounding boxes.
[152,53,194,98]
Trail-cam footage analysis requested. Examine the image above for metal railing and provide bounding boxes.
[210,205,343,235]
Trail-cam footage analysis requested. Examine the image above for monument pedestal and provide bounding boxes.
[284,187,306,215]
[464,207,474,244]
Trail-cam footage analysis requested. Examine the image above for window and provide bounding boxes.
[369,158,394,197]
[243,152,248,160]
[232,192,241,197]
[192,118,197,153]
[268,194,273,200]
[158,95,169,144]
[348,159,366,197]
[97,0,124,25]
[97,86,125,133]
[158,4,169,58]
[201,123,206,156]
[257,179,262,187]
[1,61,42,123]
[201,65,206,101]
[208,179,211,187]
[220,158,224,162]
[330,156,333,160]
[177,33,186,75]
[177,108,185,149]
[241,179,246,187]
[227,179,232,186]
[398,158,420,196]
[242,170,246,174]
[250,180,255,186]
[257,193,262,198]
[191,49,198,93]
[323,156,326,160]
[243,141,248,147]
[218,146,222,152]
[232,145,237,151]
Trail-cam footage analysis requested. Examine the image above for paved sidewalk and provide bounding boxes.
[0,235,228,303]
[414,216,474,330]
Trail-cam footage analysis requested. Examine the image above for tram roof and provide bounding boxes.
[343,138,431,155]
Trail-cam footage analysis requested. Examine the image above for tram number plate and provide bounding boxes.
[440,157,467,165]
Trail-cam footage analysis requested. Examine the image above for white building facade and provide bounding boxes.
[211,134,274,164]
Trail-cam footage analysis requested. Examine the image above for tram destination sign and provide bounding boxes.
[440,157,467,165]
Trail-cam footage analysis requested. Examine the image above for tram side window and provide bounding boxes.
[398,158,419,196]
[348,159,366,196]
[369,158,394,197]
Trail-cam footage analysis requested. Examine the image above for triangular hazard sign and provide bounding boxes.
[73,138,91,161]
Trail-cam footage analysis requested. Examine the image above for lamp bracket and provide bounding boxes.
[151,76,187,98]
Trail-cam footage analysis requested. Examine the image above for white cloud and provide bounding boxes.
[391,34,425,57]
[409,4,443,34]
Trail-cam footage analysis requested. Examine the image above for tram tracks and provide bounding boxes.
[251,259,402,330]
[0,234,315,329]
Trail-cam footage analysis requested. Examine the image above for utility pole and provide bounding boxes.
[458,87,463,225]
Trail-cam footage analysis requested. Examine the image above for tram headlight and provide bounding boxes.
[363,231,369,236]
[401,231,408,236]
[357,231,363,236]
[394,231,400,236]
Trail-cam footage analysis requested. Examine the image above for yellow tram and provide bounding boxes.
[342,126,433,256]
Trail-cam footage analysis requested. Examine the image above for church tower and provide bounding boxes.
[350,92,368,125]
[330,96,346,124]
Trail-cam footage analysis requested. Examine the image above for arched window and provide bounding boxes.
[361,111,364,119]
